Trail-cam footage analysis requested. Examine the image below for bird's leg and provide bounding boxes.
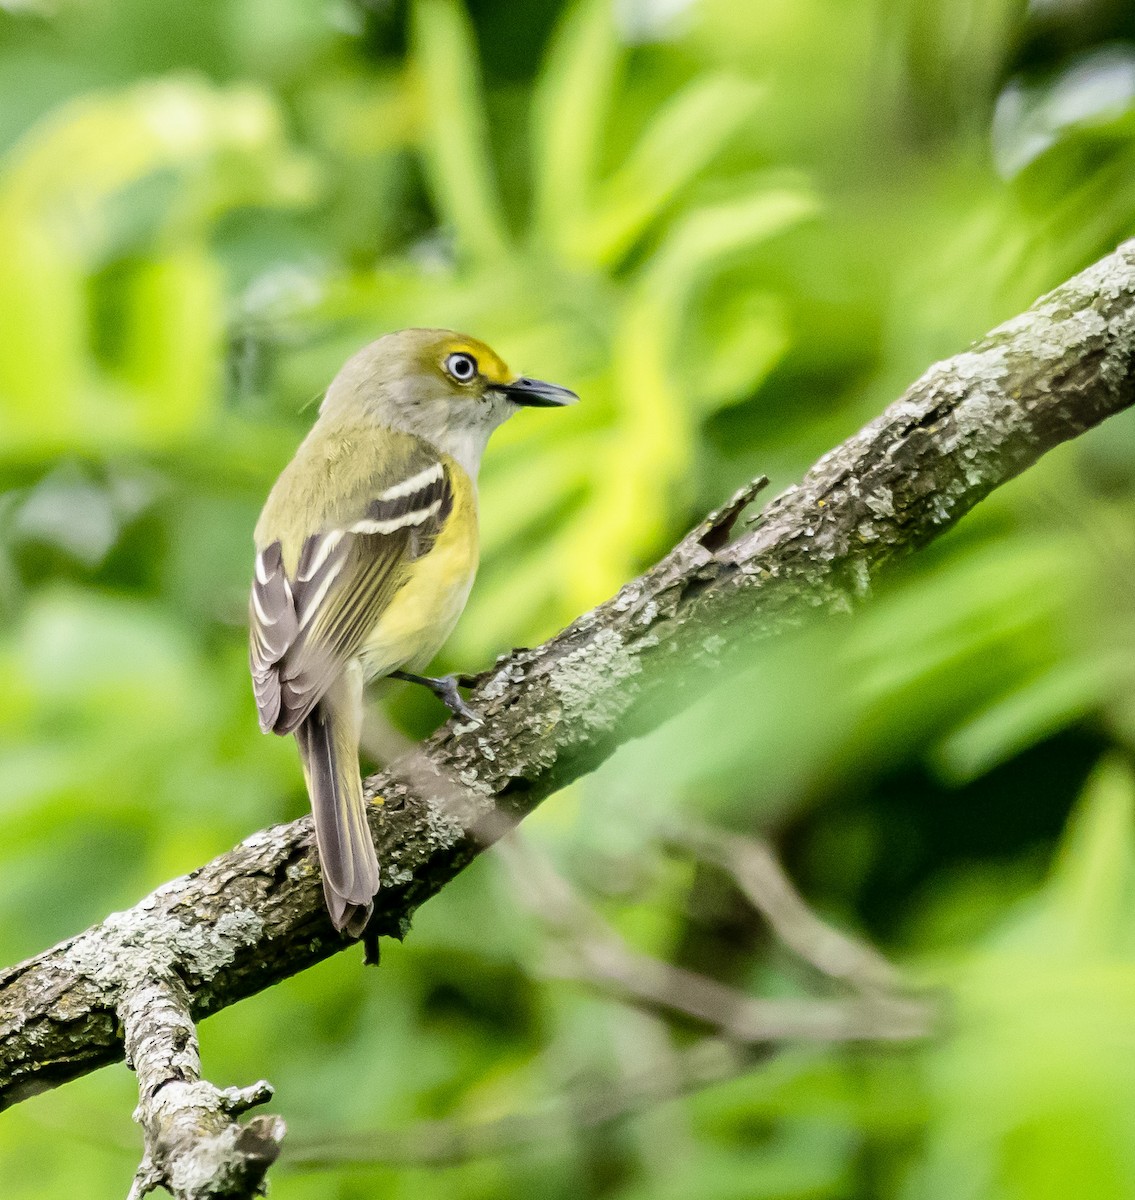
[390,670,481,724]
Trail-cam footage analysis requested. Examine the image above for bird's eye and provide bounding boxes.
[445,352,478,383]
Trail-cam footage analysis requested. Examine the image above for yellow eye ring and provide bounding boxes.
[445,351,478,383]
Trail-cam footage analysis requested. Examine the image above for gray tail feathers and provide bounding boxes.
[294,667,379,937]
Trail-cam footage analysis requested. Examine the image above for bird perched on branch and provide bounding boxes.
[249,329,576,935]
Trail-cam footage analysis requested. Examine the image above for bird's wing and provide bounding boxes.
[250,455,453,735]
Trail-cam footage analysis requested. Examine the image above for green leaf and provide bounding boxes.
[637,187,820,301]
[606,188,817,472]
[581,74,767,266]
[684,288,790,413]
[1044,756,1135,956]
[934,655,1126,784]
[530,0,621,252]
[113,247,223,444]
[410,0,509,262]
[0,79,312,457]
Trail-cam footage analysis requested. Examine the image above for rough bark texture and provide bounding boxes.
[121,976,283,1199]
[3,239,1135,1117]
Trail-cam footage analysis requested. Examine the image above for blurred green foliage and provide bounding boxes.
[4,0,1135,1197]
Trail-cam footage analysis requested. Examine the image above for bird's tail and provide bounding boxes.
[294,667,379,937]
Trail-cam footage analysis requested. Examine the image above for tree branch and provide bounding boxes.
[4,240,1135,1169]
[121,975,283,1200]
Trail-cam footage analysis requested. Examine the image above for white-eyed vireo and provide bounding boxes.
[250,329,576,934]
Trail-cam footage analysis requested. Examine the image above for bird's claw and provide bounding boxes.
[434,674,482,725]
[391,670,482,726]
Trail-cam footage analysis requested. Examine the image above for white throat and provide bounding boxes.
[434,422,493,482]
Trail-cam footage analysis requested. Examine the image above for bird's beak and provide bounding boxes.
[498,376,578,407]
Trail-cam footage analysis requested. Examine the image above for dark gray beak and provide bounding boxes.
[499,376,578,407]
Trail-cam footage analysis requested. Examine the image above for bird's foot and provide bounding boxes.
[391,671,482,725]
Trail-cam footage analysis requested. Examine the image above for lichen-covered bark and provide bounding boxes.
[3,239,1135,1111]
[121,976,283,1199]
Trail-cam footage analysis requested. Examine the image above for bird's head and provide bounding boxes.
[320,328,577,474]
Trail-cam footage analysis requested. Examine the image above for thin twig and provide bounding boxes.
[284,1038,756,1170]
[666,822,902,992]
[496,835,931,1044]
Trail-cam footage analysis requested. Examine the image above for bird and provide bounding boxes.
[249,329,577,935]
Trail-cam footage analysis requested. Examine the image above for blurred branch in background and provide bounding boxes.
[662,822,904,995]
[4,235,1135,1197]
[287,828,929,1173]
[497,834,930,1044]
[287,1040,766,1171]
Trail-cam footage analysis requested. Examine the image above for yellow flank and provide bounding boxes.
[358,454,480,679]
